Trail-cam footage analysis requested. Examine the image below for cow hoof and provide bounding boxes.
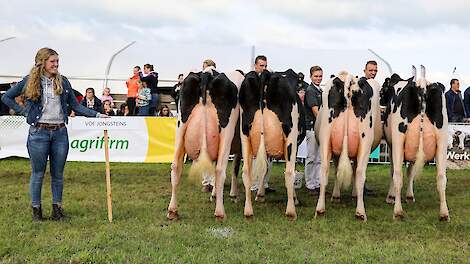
[331,196,341,203]
[294,197,300,206]
[229,195,238,203]
[439,214,450,222]
[255,195,266,203]
[355,213,367,222]
[406,196,415,203]
[315,210,325,218]
[209,195,216,203]
[167,210,179,221]
[244,214,254,220]
[285,212,297,221]
[386,195,395,204]
[215,214,226,222]
[393,212,405,221]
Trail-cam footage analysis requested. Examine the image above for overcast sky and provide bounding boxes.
[1,0,469,94]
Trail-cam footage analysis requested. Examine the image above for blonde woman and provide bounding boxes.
[1,47,107,222]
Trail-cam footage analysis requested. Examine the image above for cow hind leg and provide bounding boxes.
[392,136,405,220]
[331,157,341,203]
[213,136,229,220]
[354,142,371,222]
[167,126,187,220]
[386,148,395,204]
[351,160,358,199]
[214,109,239,220]
[255,159,267,203]
[240,134,254,218]
[405,161,416,203]
[229,153,241,202]
[284,143,297,220]
[435,133,449,221]
[315,147,332,218]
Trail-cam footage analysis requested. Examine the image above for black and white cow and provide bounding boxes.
[167,67,244,220]
[314,71,382,221]
[238,69,305,219]
[380,65,449,221]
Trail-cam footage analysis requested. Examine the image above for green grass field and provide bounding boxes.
[0,158,469,263]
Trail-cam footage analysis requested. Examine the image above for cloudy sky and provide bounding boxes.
[0,0,469,94]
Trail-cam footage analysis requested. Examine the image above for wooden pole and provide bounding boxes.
[104,130,113,222]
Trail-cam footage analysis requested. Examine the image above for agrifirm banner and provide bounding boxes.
[2,116,470,168]
[0,116,176,163]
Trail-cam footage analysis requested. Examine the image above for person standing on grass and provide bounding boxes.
[250,55,276,194]
[362,60,378,196]
[302,66,323,195]
[1,47,108,222]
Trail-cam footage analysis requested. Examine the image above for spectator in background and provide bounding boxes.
[203,59,216,70]
[126,66,141,115]
[80,87,102,114]
[103,100,115,116]
[136,80,151,116]
[445,79,468,123]
[364,60,378,80]
[157,104,173,117]
[463,86,470,121]
[254,55,267,74]
[117,103,130,116]
[100,87,114,107]
[172,73,184,113]
[142,64,159,116]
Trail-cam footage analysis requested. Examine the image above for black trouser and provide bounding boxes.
[126,97,136,116]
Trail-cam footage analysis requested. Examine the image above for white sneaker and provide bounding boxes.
[294,171,303,189]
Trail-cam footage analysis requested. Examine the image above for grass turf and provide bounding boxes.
[0,158,469,263]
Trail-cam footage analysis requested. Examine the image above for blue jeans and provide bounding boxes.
[138,105,150,116]
[149,93,159,116]
[26,126,69,207]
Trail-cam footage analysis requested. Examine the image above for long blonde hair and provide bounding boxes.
[25,47,63,101]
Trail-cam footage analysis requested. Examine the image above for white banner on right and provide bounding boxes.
[447,123,470,169]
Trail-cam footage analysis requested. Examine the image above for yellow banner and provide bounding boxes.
[145,117,177,163]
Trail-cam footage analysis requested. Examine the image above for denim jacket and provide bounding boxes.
[1,75,99,125]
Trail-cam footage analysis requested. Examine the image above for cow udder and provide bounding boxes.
[330,110,360,158]
[250,109,285,159]
[184,104,219,161]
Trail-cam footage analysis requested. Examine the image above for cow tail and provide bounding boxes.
[253,81,268,183]
[253,126,268,184]
[411,97,426,178]
[189,89,215,183]
[337,112,353,190]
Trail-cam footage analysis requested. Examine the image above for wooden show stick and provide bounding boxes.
[104,129,113,222]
